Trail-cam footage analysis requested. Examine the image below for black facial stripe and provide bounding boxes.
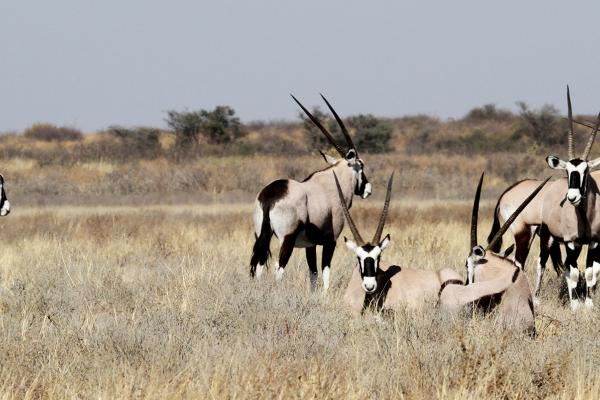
[362,257,376,277]
[569,171,581,189]
[570,159,584,166]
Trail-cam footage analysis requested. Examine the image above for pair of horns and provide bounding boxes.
[333,171,394,246]
[566,86,600,160]
[291,94,356,158]
[471,172,550,253]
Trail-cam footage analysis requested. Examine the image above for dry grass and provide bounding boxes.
[0,201,599,399]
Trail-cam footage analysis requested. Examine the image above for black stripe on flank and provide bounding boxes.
[302,163,337,182]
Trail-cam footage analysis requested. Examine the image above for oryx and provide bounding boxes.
[0,174,9,217]
[333,172,464,314]
[487,87,600,309]
[440,173,550,335]
[249,95,372,291]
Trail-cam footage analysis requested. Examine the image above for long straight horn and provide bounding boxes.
[291,94,346,157]
[320,94,356,153]
[470,172,485,250]
[333,171,364,245]
[567,85,574,160]
[372,171,394,243]
[581,111,600,160]
[486,176,551,251]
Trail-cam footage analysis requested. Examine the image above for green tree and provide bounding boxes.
[349,114,393,153]
[165,106,245,146]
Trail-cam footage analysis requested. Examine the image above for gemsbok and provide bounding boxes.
[440,173,550,335]
[0,175,9,217]
[250,95,372,291]
[487,87,600,309]
[333,172,464,314]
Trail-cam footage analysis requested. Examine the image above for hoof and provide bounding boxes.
[585,298,594,309]
[570,300,581,312]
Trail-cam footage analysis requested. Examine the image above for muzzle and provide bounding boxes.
[0,200,10,216]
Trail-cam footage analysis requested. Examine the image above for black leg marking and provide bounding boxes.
[275,233,297,281]
[306,246,318,291]
[514,230,532,269]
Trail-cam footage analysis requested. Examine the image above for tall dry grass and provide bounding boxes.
[0,201,598,399]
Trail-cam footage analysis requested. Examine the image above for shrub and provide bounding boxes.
[516,102,566,145]
[165,106,246,147]
[299,106,346,151]
[23,123,83,141]
[107,126,161,159]
[464,104,513,122]
[349,114,393,153]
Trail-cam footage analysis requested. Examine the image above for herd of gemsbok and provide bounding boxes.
[250,87,600,335]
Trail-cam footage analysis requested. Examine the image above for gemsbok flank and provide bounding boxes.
[333,172,464,314]
[440,173,550,335]
[249,95,372,291]
[487,87,600,308]
[0,174,10,217]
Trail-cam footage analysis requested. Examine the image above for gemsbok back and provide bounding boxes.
[250,95,372,291]
[440,173,550,335]
[333,172,464,314]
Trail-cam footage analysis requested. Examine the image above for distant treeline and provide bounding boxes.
[0,102,594,165]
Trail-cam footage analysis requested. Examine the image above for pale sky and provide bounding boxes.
[1,1,599,132]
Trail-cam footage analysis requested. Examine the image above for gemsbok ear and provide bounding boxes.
[500,244,515,258]
[546,156,567,170]
[588,157,600,169]
[345,149,357,161]
[344,237,358,251]
[319,150,338,165]
[379,234,391,250]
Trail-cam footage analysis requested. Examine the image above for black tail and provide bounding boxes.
[250,206,273,277]
[487,199,503,253]
[549,241,565,275]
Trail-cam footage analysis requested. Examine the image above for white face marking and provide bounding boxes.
[322,266,330,290]
[362,276,377,293]
[466,257,476,284]
[565,162,588,205]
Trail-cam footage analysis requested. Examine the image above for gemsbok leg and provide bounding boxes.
[306,246,318,291]
[534,225,552,305]
[584,242,600,308]
[275,234,297,281]
[564,243,582,310]
[321,242,336,290]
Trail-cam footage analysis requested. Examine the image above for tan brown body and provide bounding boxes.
[344,263,463,315]
[440,253,534,334]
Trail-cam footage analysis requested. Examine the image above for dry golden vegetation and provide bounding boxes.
[1,201,599,399]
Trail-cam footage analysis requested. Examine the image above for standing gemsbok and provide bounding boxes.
[333,172,465,314]
[250,95,371,291]
[487,87,600,308]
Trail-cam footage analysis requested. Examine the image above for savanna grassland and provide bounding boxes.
[1,201,599,399]
[2,110,600,399]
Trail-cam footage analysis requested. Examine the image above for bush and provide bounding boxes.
[299,106,346,151]
[349,114,393,153]
[107,126,162,159]
[516,102,566,145]
[464,104,513,122]
[23,123,83,141]
[165,106,246,147]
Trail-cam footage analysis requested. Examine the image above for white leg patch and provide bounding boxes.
[322,266,330,290]
[255,264,265,279]
[275,263,284,282]
[566,267,580,311]
[534,257,543,305]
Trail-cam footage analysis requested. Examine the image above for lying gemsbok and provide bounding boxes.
[333,172,464,314]
[488,87,600,309]
[250,95,372,291]
[440,173,550,335]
